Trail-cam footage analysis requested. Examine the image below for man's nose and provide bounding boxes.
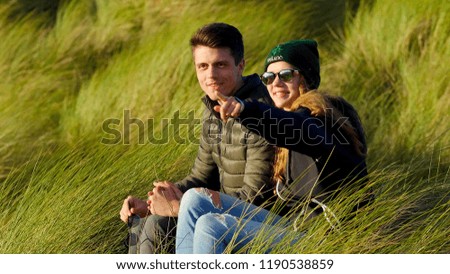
[206,66,218,78]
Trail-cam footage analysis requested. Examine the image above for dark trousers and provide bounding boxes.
[128,215,177,254]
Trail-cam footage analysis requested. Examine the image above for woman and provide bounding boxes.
[175,39,368,254]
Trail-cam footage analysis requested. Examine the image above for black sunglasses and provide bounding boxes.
[260,69,299,85]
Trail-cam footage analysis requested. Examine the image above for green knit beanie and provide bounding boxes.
[264,39,320,89]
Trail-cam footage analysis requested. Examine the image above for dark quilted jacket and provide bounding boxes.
[176,74,275,207]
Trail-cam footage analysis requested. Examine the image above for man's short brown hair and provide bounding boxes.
[190,22,244,65]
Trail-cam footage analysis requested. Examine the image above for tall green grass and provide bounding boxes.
[0,0,448,253]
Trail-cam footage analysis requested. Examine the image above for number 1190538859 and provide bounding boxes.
[259,259,334,270]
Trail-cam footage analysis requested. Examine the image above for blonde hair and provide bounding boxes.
[272,88,366,183]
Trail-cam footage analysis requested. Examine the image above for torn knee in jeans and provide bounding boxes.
[209,213,240,232]
[211,213,228,225]
[194,187,222,209]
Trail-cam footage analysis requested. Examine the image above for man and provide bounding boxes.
[119,22,274,253]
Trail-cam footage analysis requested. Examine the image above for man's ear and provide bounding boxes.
[238,59,245,74]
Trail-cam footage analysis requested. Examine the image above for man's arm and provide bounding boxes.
[175,112,220,193]
[147,138,218,217]
[149,112,220,217]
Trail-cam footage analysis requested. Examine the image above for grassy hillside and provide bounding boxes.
[0,0,448,253]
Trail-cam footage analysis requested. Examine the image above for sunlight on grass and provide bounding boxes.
[0,0,448,253]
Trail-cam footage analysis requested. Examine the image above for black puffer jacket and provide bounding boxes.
[176,74,275,207]
[238,95,368,214]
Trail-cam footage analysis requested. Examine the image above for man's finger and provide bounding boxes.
[215,90,229,104]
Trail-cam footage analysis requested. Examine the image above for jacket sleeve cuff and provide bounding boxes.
[234,96,245,114]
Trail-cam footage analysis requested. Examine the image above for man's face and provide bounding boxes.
[192,45,244,100]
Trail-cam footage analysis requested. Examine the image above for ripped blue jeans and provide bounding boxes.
[175,188,284,254]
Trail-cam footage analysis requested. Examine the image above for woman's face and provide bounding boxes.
[265,61,302,110]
